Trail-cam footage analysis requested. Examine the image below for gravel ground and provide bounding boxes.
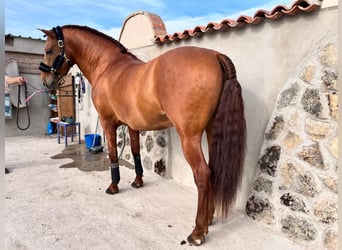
[5,136,308,250]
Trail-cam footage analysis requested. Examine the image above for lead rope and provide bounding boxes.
[16,83,30,130]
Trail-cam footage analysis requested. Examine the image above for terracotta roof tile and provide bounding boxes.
[155,0,320,44]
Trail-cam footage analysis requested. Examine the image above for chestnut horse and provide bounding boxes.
[39,25,246,245]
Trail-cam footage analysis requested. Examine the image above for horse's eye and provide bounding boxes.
[45,49,53,55]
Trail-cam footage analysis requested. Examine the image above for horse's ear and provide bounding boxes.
[37,28,54,38]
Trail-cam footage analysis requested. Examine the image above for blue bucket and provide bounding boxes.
[84,134,101,149]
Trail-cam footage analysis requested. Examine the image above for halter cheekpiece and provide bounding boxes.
[39,26,73,74]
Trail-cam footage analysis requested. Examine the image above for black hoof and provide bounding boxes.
[131,181,143,188]
[5,168,10,174]
[105,183,119,194]
[131,176,143,188]
[187,234,205,246]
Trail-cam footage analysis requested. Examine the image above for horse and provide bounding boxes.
[39,25,246,246]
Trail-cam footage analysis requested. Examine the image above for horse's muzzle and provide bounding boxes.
[42,75,64,91]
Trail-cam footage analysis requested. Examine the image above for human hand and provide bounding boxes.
[17,76,27,84]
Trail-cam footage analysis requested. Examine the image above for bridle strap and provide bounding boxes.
[39,26,73,74]
[53,26,64,46]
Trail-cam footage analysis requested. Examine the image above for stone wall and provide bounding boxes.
[245,37,338,249]
[115,126,170,177]
[5,52,42,75]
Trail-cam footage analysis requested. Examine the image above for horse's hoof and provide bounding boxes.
[131,176,143,188]
[105,183,119,194]
[187,233,205,246]
[208,217,214,226]
[131,182,143,188]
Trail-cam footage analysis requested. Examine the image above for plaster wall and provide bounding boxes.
[68,66,104,138]
[119,14,157,49]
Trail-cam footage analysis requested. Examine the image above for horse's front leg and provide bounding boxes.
[128,128,144,188]
[101,120,120,194]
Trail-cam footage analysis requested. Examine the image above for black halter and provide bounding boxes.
[39,26,73,74]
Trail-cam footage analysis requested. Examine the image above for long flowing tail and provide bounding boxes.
[209,53,246,218]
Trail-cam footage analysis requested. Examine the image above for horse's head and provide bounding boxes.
[38,26,74,90]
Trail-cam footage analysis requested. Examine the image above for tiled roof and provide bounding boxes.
[155,0,320,44]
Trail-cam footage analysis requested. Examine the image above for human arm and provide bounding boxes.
[5,76,27,85]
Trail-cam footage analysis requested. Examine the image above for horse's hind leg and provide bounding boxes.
[179,133,210,246]
[128,128,144,188]
[206,125,215,225]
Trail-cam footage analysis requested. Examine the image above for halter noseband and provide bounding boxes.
[39,26,73,74]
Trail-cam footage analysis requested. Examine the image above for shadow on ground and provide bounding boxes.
[51,143,134,172]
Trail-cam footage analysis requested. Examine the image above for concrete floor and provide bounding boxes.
[5,136,309,250]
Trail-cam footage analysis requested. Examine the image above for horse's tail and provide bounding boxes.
[209,53,246,219]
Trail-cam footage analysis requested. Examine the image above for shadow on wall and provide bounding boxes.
[235,87,269,209]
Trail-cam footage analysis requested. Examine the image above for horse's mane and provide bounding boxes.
[62,24,137,59]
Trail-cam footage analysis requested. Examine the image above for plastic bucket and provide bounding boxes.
[84,134,101,149]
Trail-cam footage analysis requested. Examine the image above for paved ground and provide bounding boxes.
[5,136,309,250]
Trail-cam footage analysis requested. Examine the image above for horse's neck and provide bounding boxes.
[66,31,129,84]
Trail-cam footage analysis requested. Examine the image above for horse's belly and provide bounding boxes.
[127,113,173,131]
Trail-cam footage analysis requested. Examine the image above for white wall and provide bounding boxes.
[69,66,104,139]
[130,6,338,209]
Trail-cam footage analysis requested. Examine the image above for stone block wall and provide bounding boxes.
[116,126,170,177]
[245,37,338,249]
[5,52,42,75]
